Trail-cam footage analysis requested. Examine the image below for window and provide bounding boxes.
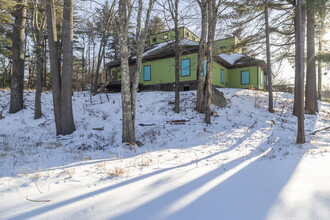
[153,37,157,43]
[186,32,190,37]
[241,71,250,84]
[192,37,195,41]
[144,65,151,81]
[163,34,168,40]
[221,69,224,84]
[204,61,207,76]
[181,59,190,76]
[260,71,263,86]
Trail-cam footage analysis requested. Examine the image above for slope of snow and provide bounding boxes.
[0,88,329,219]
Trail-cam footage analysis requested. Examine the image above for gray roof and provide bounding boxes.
[106,40,266,71]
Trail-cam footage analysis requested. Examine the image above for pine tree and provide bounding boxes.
[9,0,26,114]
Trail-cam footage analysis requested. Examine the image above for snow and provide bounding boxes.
[0,88,329,219]
[218,53,246,65]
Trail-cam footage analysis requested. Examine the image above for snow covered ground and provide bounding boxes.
[0,88,329,220]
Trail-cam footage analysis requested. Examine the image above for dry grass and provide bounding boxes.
[109,167,124,177]
[64,168,76,178]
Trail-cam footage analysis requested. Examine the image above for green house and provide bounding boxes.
[105,27,267,91]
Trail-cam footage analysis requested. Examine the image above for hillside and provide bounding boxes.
[0,88,329,220]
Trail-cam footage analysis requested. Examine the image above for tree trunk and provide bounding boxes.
[10,0,26,114]
[131,0,155,138]
[305,4,317,114]
[31,0,46,119]
[93,37,108,94]
[196,0,207,113]
[296,0,306,144]
[317,9,325,101]
[293,1,306,116]
[265,0,274,113]
[34,46,43,119]
[174,0,180,113]
[81,46,85,91]
[204,0,217,124]
[61,0,75,135]
[46,0,62,135]
[119,0,134,143]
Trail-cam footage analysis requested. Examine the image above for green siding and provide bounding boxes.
[214,37,236,49]
[210,62,229,87]
[139,53,198,85]
[183,27,200,42]
[228,66,258,89]
[149,28,184,45]
[214,36,242,54]
[109,54,263,90]
[149,27,200,46]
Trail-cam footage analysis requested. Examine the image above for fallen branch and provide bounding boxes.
[26,196,51,203]
[166,119,191,125]
[310,126,330,135]
[247,119,258,131]
[92,126,104,131]
[138,123,155,127]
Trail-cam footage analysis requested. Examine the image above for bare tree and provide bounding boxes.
[131,0,156,136]
[317,0,328,101]
[9,0,26,114]
[118,0,133,143]
[293,0,306,116]
[305,0,318,114]
[118,0,155,143]
[166,0,181,113]
[61,0,75,135]
[92,1,116,94]
[46,0,62,135]
[296,0,306,144]
[265,0,274,113]
[196,0,207,113]
[30,0,47,119]
[204,0,221,124]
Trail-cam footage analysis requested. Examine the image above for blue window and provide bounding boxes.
[144,65,151,81]
[241,71,250,85]
[203,61,207,76]
[181,59,190,76]
[221,69,224,84]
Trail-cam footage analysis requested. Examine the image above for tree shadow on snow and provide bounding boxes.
[8,126,304,220]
